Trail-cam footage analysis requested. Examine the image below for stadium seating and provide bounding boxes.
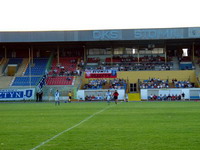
[24,58,48,75]
[83,79,106,89]
[102,55,172,71]
[173,80,193,88]
[180,56,191,62]
[109,78,127,89]
[105,56,165,63]
[105,58,121,63]
[49,57,79,76]
[8,58,23,64]
[87,57,100,63]
[12,77,41,86]
[190,96,199,100]
[140,78,169,89]
[46,76,74,85]
[179,56,193,70]
[180,63,193,70]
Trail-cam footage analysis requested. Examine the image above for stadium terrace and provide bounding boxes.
[0,27,200,101]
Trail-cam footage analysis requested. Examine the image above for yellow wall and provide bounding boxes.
[128,93,141,101]
[82,70,197,86]
[196,76,200,88]
[82,75,117,85]
[117,70,196,83]
[8,66,17,76]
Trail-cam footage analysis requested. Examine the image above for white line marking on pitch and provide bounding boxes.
[31,104,115,150]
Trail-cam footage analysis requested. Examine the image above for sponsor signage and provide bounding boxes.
[93,30,121,40]
[188,27,200,38]
[134,29,184,39]
[85,70,117,78]
[0,88,35,101]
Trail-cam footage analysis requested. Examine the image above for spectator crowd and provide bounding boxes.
[109,78,127,89]
[140,78,169,89]
[83,79,107,89]
[172,79,193,88]
[85,95,104,101]
[148,93,185,101]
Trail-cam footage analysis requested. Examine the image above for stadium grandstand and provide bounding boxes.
[0,27,200,101]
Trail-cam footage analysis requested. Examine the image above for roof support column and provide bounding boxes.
[29,48,31,64]
[31,46,34,66]
[57,45,60,65]
[137,45,140,63]
[83,45,87,63]
[192,42,195,62]
[137,50,140,63]
[111,47,113,66]
[164,44,167,63]
[4,46,7,59]
[28,48,32,88]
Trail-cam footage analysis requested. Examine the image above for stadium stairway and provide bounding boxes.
[172,56,179,70]
[0,58,8,76]
[0,76,14,89]
[74,75,82,88]
[15,58,29,76]
[196,68,200,77]
[193,57,200,77]
[103,82,111,89]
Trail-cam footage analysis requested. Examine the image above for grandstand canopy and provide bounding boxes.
[0,0,199,55]
[0,27,200,43]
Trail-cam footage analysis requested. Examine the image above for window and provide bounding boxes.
[88,48,114,55]
[182,48,188,57]
[132,49,136,54]
[114,48,123,55]
[105,48,112,55]
[139,48,164,54]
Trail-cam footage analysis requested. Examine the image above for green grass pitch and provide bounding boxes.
[0,101,200,150]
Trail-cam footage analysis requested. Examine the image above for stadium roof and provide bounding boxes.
[0,27,200,43]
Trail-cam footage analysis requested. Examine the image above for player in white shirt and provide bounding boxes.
[55,90,60,105]
[106,90,112,105]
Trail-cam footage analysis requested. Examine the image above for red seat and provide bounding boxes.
[46,76,74,85]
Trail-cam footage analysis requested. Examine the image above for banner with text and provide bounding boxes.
[85,70,117,78]
[0,88,35,101]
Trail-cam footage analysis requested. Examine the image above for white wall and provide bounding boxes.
[141,88,200,100]
[77,89,125,100]
[43,96,68,101]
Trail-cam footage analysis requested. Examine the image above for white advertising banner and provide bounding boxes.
[0,88,35,101]
[141,88,200,100]
[77,89,125,100]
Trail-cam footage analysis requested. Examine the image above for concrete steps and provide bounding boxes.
[103,83,110,89]
[0,76,14,89]
[15,58,29,76]
[172,57,179,70]
[74,76,82,87]
[0,58,8,76]
[193,57,200,77]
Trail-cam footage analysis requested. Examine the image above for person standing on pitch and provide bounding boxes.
[68,91,72,103]
[113,90,119,104]
[106,90,112,105]
[181,92,185,101]
[55,90,60,105]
